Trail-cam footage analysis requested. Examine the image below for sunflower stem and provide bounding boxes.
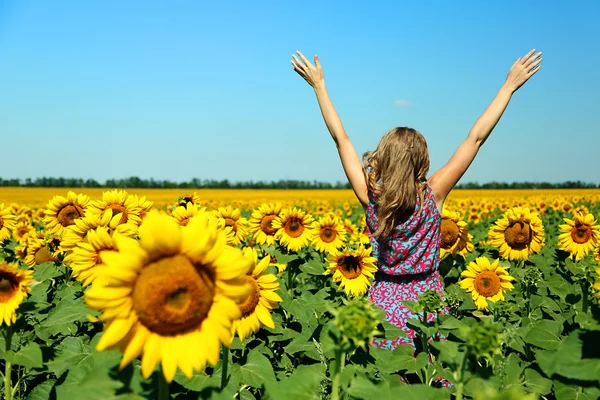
[455,350,468,400]
[420,310,429,356]
[4,325,13,400]
[581,280,589,313]
[221,345,230,390]
[331,348,345,400]
[157,369,169,400]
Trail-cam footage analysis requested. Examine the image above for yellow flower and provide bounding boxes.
[0,204,17,242]
[135,196,154,220]
[440,208,474,259]
[311,215,347,253]
[84,211,252,383]
[43,192,90,234]
[325,246,377,296]
[171,203,207,227]
[86,189,142,226]
[24,238,58,267]
[212,206,248,246]
[0,262,33,326]
[488,207,545,261]
[558,212,600,261]
[232,249,282,342]
[459,257,515,310]
[247,203,282,246]
[13,221,34,243]
[272,208,315,252]
[342,219,359,241]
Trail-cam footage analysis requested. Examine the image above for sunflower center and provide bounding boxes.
[107,204,129,224]
[338,256,362,279]
[440,219,459,249]
[504,221,532,250]
[16,227,29,238]
[225,218,238,233]
[0,272,19,302]
[0,217,4,230]
[34,246,53,265]
[132,254,215,335]
[474,271,501,298]
[571,224,592,244]
[179,217,190,227]
[284,217,305,238]
[320,227,337,243]
[260,215,278,236]
[56,204,84,227]
[238,276,260,317]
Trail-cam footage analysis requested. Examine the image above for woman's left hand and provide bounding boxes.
[291,51,325,90]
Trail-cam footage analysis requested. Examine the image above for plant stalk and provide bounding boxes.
[421,310,429,356]
[158,368,169,400]
[331,348,345,400]
[221,345,229,390]
[455,351,468,400]
[581,281,589,313]
[4,326,13,400]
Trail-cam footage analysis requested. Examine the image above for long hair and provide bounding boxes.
[362,127,430,240]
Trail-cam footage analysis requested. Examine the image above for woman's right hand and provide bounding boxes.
[504,49,542,93]
[291,51,325,90]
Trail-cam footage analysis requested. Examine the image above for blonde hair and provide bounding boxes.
[362,127,430,240]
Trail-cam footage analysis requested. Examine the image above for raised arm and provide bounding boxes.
[291,51,369,206]
[429,49,542,209]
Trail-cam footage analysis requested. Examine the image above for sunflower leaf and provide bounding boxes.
[54,365,124,400]
[28,379,56,400]
[33,262,63,282]
[5,342,43,369]
[522,368,552,395]
[263,363,326,400]
[42,297,97,336]
[300,259,326,275]
[523,320,563,350]
[239,350,276,388]
[46,336,91,377]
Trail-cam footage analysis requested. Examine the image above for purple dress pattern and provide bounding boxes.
[366,185,448,351]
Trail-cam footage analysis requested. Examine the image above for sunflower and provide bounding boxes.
[13,221,34,243]
[272,207,314,252]
[594,266,600,304]
[594,244,600,262]
[65,226,123,287]
[135,196,154,220]
[247,203,282,246]
[24,238,58,267]
[84,211,252,383]
[0,263,33,326]
[175,192,201,208]
[558,212,600,261]
[459,257,515,311]
[0,204,17,242]
[43,192,90,234]
[212,206,248,246]
[440,208,474,259]
[232,249,282,342]
[311,215,347,253]
[342,219,359,241]
[86,189,142,226]
[488,207,545,261]
[324,246,377,296]
[171,203,207,227]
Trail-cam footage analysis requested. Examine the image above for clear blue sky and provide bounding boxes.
[1,0,598,184]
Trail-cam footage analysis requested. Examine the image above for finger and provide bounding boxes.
[527,63,541,77]
[291,61,306,76]
[527,57,542,71]
[525,52,542,67]
[511,58,521,69]
[520,49,536,64]
[291,54,306,69]
[296,51,314,68]
[314,54,321,69]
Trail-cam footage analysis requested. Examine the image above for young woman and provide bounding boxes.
[291,50,541,353]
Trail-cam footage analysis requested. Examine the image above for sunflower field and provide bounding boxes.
[0,188,599,400]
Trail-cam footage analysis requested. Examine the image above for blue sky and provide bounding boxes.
[1,0,598,184]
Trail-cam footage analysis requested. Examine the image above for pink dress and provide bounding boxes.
[366,184,448,350]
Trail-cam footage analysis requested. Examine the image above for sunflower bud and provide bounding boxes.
[332,297,381,352]
[522,266,543,287]
[466,322,503,361]
[445,286,463,315]
[418,290,444,314]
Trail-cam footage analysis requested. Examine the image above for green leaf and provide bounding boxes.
[42,297,96,336]
[239,350,276,388]
[536,331,600,381]
[264,364,326,400]
[431,340,461,367]
[553,380,597,400]
[523,368,552,395]
[55,367,123,400]
[5,342,43,369]
[523,319,563,350]
[300,259,326,275]
[47,337,92,377]
[348,376,450,400]
[173,369,218,392]
[33,262,63,281]
[28,379,56,400]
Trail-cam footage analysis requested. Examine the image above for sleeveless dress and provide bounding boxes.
[366,184,448,351]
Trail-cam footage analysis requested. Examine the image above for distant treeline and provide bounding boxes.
[0,177,598,190]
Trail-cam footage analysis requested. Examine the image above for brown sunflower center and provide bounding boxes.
[284,217,305,238]
[338,256,362,279]
[320,227,337,243]
[504,221,532,250]
[56,204,84,227]
[108,204,128,224]
[132,254,215,335]
[440,219,459,249]
[34,246,54,265]
[16,226,29,238]
[474,271,501,298]
[225,218,238,233]
[0,271,19,302]
[0,216,4,230]
[260,215,278,236]
[571,223,592,244]
[179,217,190,227]
[238,276,260,317]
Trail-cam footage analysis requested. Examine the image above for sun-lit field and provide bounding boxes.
[0,187,599,399]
